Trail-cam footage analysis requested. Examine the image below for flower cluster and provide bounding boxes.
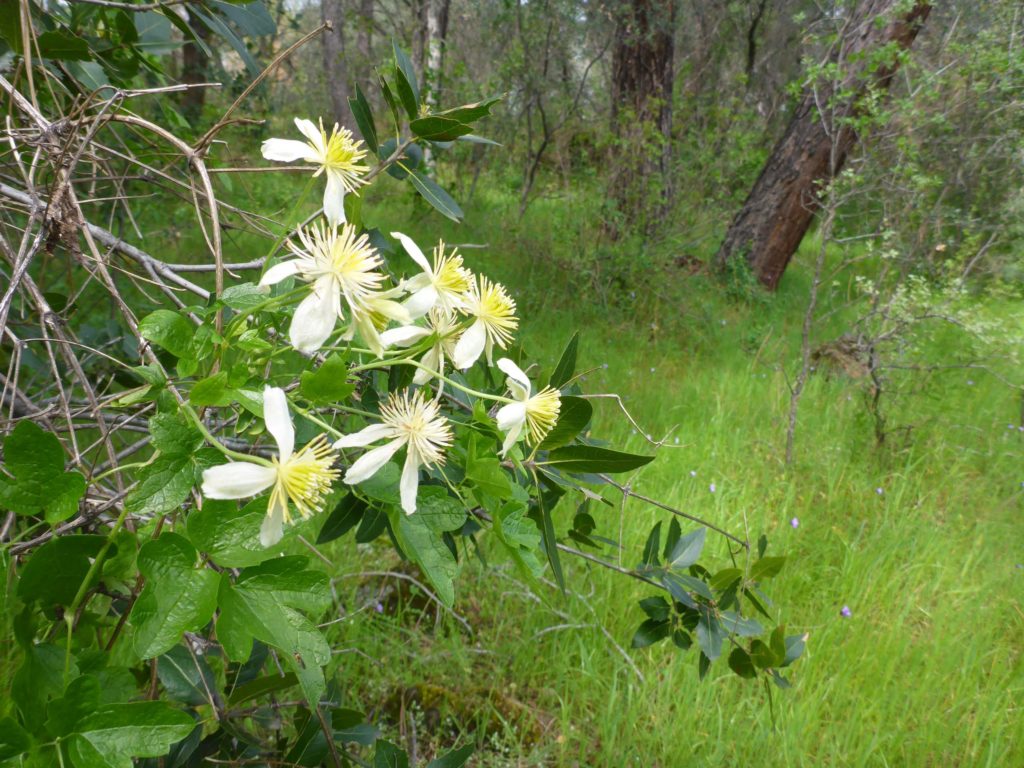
[201,116,561,544]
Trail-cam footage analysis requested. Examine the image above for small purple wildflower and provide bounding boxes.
[790,517,800,529]
[967,379,975,386]
[649,367,656,373]
[1009,424,1016,430]
[689,470,697,478]
[709,483,716,493]
[602,363,609,369]
[875,487,884,496]
[374,602,384,614]
[840,606,852,618]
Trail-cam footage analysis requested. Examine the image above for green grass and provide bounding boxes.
[134,155,1024,765]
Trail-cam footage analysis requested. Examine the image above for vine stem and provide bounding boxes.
[351,356,514,405]
[63,503,131,682]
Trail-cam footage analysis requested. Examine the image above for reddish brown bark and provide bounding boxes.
[715,0,931,290]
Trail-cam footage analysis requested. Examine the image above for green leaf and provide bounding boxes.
[316,493,367,544]
[666,528,706,571]
[190,372,233,407]
[12,643,70,726]
[18,535,107,607]
[216,558,331,707]
[641,522,662,567]
[210,0,276,36]
[349,84,378,153]
[389,508,459,607]
[300,352,353,405]
[124,453,200,516]
[548,332,579,389]
[719,611,764,638]
[139,310,195,359]
[541,445,654,474]
[410,116,475,142]
[187,498,295,567]
[66,702,194,768]
[413,486,467,532]
[492,502,543,579]
[750,555,786,581]
[728,647,757,679]
[537,396,592,450]
[696,607,726,661]
[431,96,502,125]
[750,639,779,669]
[426,744,475,768]
[631,618,671,648]
[130,533,219,659]
[375,740,410,768]
[638,596,670,622]
[219,282,267,311]
[466,433,511,497]
[0,716,30,761]
[156,645,217,706]
[226,672,299,707]
[782,633,807,667]
[36,30,91,61]
[392,41,419,114]
[0,421,85,523]
[406,169,464,221]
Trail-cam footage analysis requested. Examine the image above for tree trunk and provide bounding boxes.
[715,0,930,290]
[609,0,675,234]
[424,0,451,108]
[321,0,354,128]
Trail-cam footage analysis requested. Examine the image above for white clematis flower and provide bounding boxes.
[494,358,561,456]
[334,389,453,515]
[343,286,412,358]
[391,232,472,318]
[380,308,462,386]
[201,387,339,547]
[261,118,369,226]
[453,274,518,369]
[260,222,389,354]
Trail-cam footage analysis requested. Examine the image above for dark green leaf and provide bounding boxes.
[783,633,807,667]
[220,283,267,311]
[696,607,725,661]
[719,611,764,638]
[190,372,232,407]
[375,740,410,768]
[227,672,299,707]
[426,744,475,768]
[672,629,693,651]
[349,84,378,153]
[210,0,276,36]
[406,170,464,222]
[638,596,670,622]
[640,522,661,567]
[156,645,217,706]
[18,535,107,607]
[187,498,292,567]
[548,332,579,389]
[316,493,367,544]
[750,639,779,669]
[410,116,474,142]
[631,618,670,648]
[431,96,502,125]
[36,30,90,61]
[0,716,30,761]
[728,647,757,679]
[392,41,419,113]
[541,445,653,474]
[666,528,706,571]
[389,508,459,606]
[537,396,592,450]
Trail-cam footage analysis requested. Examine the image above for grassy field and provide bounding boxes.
[138,156,1024,765]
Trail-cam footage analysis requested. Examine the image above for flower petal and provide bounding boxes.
[202,462,277,499]
[453,319,486,369]
[391,231,431,272]
[262,386,294,462]
[289,278,340,354]
[496,401,528,433]
[497,357,531,401]
[380,325,431,348]
[323,172,346,227]
[294,118,324,155]
[404,285,438,319]
[334,423,394,448]
[260,489,287,547]
[261,138,316,163]
[413,346,440,385]
[259,259,301,287]
[400,450,420,514]
[344,438,404,485]
[499,417,524,457]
